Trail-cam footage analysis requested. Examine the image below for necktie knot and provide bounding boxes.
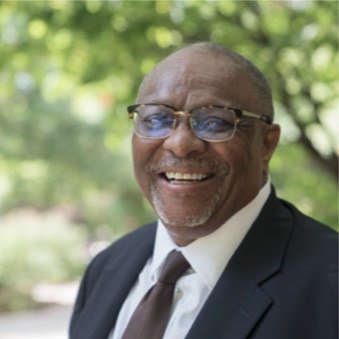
[158,250,190,284]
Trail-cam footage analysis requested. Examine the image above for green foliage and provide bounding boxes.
[0,209,86,312]
[271,142,337,230]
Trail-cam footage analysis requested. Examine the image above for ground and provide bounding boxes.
[0,281,78,339]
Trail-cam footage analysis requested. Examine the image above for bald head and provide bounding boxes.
[138,42,274,120]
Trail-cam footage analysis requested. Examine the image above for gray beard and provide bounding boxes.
[146,156,228,227]
[150,182,222,228]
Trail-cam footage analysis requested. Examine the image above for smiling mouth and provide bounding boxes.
[162,172,213,185]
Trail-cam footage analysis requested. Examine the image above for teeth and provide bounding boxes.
[165,172,209,181]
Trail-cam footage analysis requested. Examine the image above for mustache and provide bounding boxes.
[146,156,228,174]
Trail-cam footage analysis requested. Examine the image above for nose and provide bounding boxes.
[162,116,207,158]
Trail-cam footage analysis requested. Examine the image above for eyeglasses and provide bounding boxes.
[127,103,272,142]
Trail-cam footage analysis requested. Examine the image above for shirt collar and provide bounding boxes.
[151,180,271,290]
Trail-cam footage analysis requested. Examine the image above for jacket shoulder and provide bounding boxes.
[87,222,157,275]
[280,198,337,248]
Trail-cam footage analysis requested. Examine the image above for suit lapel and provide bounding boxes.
[72,224,157,339]
[187,190,293,339]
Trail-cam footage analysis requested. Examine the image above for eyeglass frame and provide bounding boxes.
[127,103,272,142]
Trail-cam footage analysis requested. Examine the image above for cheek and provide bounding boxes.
[213,143,250,171]
[214,139,262,179]
[132,136,161,193]
[132,137,146,185]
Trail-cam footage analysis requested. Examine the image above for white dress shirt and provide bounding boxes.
[109,181,271,339]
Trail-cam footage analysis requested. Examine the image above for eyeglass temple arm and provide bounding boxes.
[241,111,272,124]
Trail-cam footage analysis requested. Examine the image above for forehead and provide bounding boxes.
[137,52,259,112]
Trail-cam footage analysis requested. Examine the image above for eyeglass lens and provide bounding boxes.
[133,104,237,141]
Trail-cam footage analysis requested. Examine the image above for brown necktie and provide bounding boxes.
[121,250,190,339]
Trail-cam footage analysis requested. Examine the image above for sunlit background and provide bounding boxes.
[0,0,337,336]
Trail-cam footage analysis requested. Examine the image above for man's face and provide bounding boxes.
[132,51,280,246]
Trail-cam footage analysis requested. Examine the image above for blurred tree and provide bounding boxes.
[0,0,337,232]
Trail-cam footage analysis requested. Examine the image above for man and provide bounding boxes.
[70,42,338,339]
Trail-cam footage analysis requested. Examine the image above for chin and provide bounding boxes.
[150,180,223,228]
[159,213,207,228]
[153,197,219,228]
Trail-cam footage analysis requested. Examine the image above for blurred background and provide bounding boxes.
[0,0,338,337]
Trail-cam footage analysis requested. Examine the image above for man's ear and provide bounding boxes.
[261,123,280,164]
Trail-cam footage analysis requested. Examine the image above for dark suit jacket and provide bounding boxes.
[70,189,338,339]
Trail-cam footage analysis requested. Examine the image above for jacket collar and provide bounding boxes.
[186,188,293,339]
[71,223,157,339]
